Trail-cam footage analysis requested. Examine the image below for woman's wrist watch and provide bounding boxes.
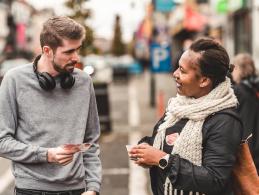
[158,154,170,169]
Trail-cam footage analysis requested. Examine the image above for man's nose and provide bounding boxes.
[71,51,80,62]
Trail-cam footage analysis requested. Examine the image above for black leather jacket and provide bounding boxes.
[139,108,242,195]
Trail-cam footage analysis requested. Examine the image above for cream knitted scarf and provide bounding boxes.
[153,78,238,195]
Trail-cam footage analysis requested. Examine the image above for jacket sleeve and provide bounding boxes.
[0,72,48,163]
[82,81,102,193]
[165,114,242,194]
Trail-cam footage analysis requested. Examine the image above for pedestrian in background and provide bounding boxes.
[232,53,259,174]
[130,38,242,195]
[0,16,101,195]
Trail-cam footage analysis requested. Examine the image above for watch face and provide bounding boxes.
[159,158,168,167]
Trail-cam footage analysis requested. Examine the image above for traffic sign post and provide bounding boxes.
[149,42,172,107]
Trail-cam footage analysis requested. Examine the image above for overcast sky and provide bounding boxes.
[26,0,150,42]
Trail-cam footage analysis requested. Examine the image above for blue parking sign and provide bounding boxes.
[150,43,172,73]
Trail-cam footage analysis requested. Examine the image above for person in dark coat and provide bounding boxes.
[232,53,259,175]
[129,38,242,195]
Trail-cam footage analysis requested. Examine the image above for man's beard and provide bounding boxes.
[52,56,77,74]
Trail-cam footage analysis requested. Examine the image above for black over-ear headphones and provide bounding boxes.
[33,55,75,91]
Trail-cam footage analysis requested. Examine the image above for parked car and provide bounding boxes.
[105,55,143,82]
[82,54,113,84]
[0,58,30,84]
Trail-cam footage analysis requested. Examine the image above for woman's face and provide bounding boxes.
[173,50,211,98]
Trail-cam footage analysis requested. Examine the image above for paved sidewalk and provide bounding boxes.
[100,132,129,195]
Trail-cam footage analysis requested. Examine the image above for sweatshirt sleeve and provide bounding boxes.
[165,114,242,194]
[0,72,48,163]
[82,81,102,192]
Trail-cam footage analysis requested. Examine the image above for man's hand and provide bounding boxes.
[47,146,80,166]
[81,191,96,195]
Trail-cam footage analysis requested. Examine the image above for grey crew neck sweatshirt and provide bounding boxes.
[0,63,101,192]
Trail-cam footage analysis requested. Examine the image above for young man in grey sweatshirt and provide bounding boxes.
[0,16,101,195]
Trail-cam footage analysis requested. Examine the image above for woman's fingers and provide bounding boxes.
[132,147,167,166]
[130,153,143,158]
[137,158,145,163]
[134,158,155,168]
[135,144,149,149]
[130,151,147,162]
[130,145,148,154]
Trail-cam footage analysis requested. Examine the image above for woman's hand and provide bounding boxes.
[129,143,167,166]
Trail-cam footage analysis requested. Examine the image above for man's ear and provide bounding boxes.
[200,76,211,88]
[42,46,53,57]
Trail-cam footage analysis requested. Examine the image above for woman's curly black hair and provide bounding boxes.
[190,38,231,88]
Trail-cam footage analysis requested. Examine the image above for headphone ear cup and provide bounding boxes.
[38,72,56,91]
[60,73,75,89]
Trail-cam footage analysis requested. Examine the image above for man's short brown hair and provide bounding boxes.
[40,16,85,51]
